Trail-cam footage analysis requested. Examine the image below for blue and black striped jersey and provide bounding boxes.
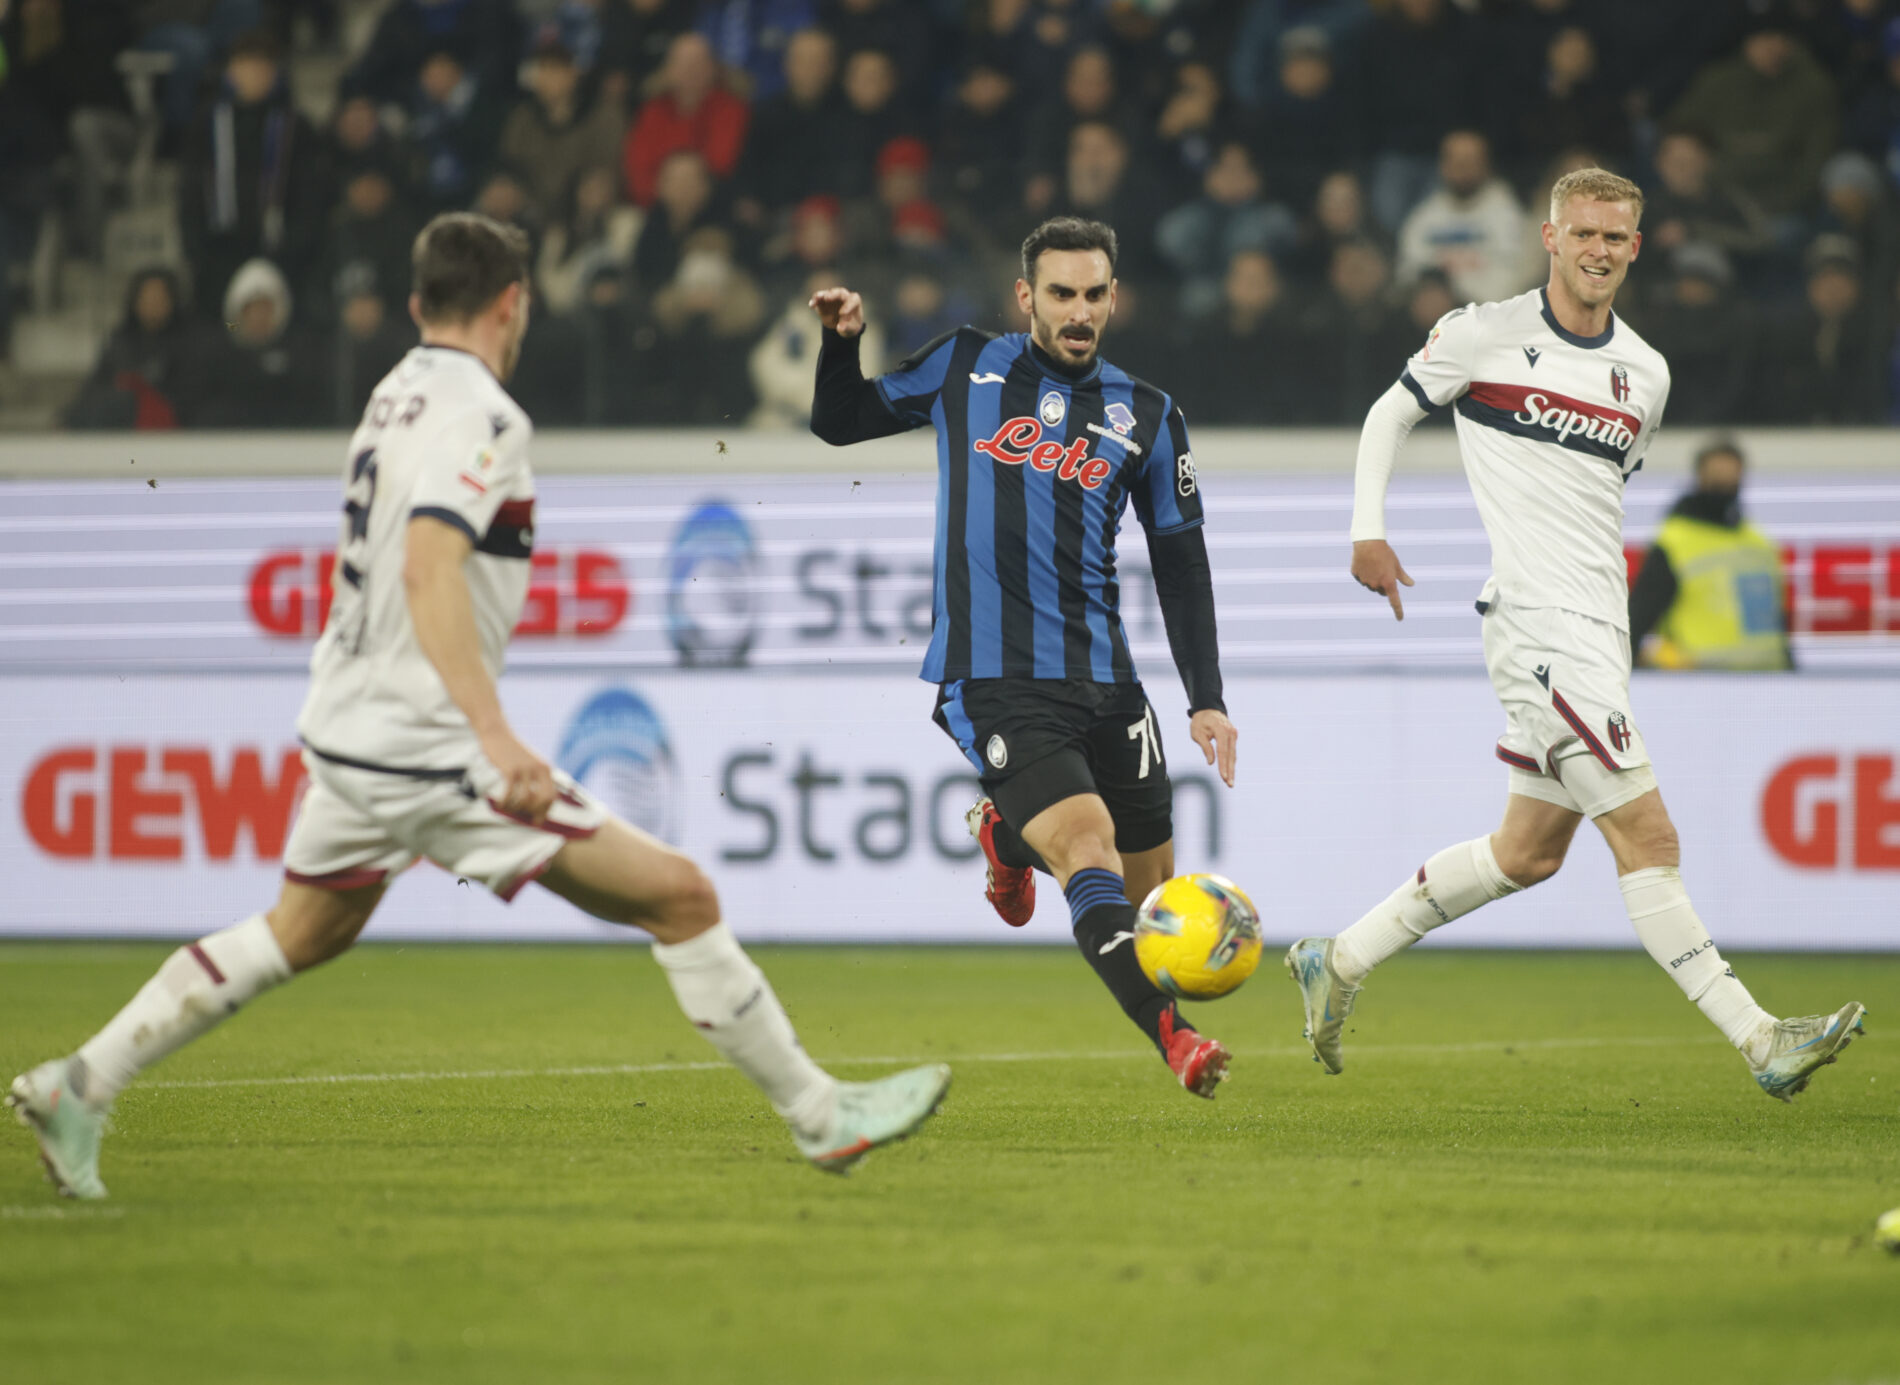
[868,327,1203,685]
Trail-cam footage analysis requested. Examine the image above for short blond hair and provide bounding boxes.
[1548,168,1645,225]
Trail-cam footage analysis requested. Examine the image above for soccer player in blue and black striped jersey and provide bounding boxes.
[809,217,1242,1098]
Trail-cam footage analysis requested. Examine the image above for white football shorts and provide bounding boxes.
[1481,598,1655,819]
[283,748,605,901]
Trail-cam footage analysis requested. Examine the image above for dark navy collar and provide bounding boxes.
[1539,288,1615,350]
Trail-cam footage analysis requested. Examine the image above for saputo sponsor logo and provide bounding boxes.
[1760,753,1900,869]
[1509,392,1637,452]
[21,745,305,861]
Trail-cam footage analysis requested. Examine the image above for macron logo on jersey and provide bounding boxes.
[1459,382,1640,464]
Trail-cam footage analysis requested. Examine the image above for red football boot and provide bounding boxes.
[964,797,1036,926]
[1159,1006,1230,1098]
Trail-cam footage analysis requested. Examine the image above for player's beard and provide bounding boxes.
[1032,310,1102,369]
[1563,256,1625,311]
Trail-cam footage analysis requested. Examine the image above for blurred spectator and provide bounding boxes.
[1046,121,1156,275]
[1156,140,1297,319]
[1252,27,1360,214]
[327,94,405,183]
[968,0,1105,95]
[539,0,609,79]
[762,192,847,285]
[1180,249,1312,423]
[1512,26,1630,171]
[1288,168,1381,280]
[1816,151,1898,317]
[65,268,197,429]
[348,0,521,107]
[1668,13,1839,220]
[1025,47,1140,211]
[1149,58,1225,204]
[650,226,765,421]
[1629,439,1793,671]
[863,137,948,269]
[886,268,967,359]
[330,271,415,424]
[179,31,329,316]
[1642,126,1772,262]
[596,0,694,109]
[735,27,844,219]
[1843,16,1900,182]
[1361,0,1476,231]
[1760,237,1888,422]
[633,149,718,290]
[937,60,1024,242]
[750,265,884,427]
[537,164,642,314]
[0,56,60,360]
[573,262,653,422]
[622,31,749,206]
[830,46,908,199]
[696,0,816,102]
[1304,238,1411,422]
[471,170,542,252]
[192,257,328,426]
[318,161,419,318]
[3,0,134,259]
[1396,131,1528,305]
[1632,243,1753,426]
[408,47,512,210]
[499,33,627,221]
[130,0,267,135]
[1226,0,1368,111]
[824,0,934,107]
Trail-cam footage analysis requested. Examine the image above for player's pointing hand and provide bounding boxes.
[1190,709,1239,788]
[1351,539,1414,621]
[808,287,865,338]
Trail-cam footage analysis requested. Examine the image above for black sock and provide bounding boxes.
[1063,868,1177,1054]
[991,813,1052,875]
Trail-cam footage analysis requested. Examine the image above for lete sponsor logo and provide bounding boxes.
[1760,752,1900,869]
[249,549,630,638]
[972,417,1115,489]
[21,745,305,861]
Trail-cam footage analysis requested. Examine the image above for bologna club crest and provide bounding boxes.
[1607,711,1632,752]
[1610,364,1631,403]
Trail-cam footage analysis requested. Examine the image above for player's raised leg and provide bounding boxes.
[1021,793,1228,1097]
[8,878,385,1199]
[539,819,950,1171]
[1287,793,1569,1073]
[1593,786,1864,1101]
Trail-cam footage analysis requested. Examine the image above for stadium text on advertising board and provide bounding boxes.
[1759,753,1900,869]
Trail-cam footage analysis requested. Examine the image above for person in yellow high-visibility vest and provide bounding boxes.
[1629,439,1794,669]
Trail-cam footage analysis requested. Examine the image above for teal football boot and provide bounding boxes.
[1750,1003,1866,1102]
[1285,937,1358,1075]
[9,1058,110,1200]
[794,1064,951,1174]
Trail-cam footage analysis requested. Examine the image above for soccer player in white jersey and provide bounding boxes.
[9,213,948,1200]
[1283,169,1865,1102]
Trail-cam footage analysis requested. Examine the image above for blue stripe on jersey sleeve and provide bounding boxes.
[1399,369,1440,413]
[410,505,479,543]
[875,331,960,424]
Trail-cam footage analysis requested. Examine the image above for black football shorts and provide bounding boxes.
[933,677,1174,854]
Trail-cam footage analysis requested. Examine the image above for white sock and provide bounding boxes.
[75,915,292,1103]
[1332,837,1522,985]
[650,922,837,1139]
[1620,866,1772,1057]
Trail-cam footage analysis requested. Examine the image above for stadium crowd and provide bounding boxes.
[3,0,1899,429]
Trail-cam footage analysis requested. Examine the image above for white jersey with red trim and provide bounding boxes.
[297,346,535,771]
[1400,287,1670,630]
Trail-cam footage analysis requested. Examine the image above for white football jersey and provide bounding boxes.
[297,346,535,771]
[1402,287,1670,630]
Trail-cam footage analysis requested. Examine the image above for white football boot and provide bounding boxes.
[794,1064,951,1174]
[1749,1003,1866,1102]
[8,1057,111,1200]
[1285,937,1358,1075]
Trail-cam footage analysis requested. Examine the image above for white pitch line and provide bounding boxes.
[140,1035,1697,1093]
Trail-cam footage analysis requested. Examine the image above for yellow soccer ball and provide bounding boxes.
[1876,1207,1900,1256]
[1134,873,1263,1001]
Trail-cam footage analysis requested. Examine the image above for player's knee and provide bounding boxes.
[1492,838,1566,887]
[1039,822,1119,878]
[657,859,722,935]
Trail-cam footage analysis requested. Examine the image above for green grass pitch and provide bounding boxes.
[3,943,1896,1385]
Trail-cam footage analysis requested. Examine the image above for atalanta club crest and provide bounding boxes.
[1610,364,1631,404]
[1607,711,1632,752]
[1039,390,1066,427]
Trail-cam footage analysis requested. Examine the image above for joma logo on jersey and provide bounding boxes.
[972,417,1115,490]
[1511,392,1637,452]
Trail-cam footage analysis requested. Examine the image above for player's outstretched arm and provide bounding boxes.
[1351,539,1414,622]
[404,515,556,822]
[1349,380,1430,621]
[1148,526,1238,787]
[808,287,912,446]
